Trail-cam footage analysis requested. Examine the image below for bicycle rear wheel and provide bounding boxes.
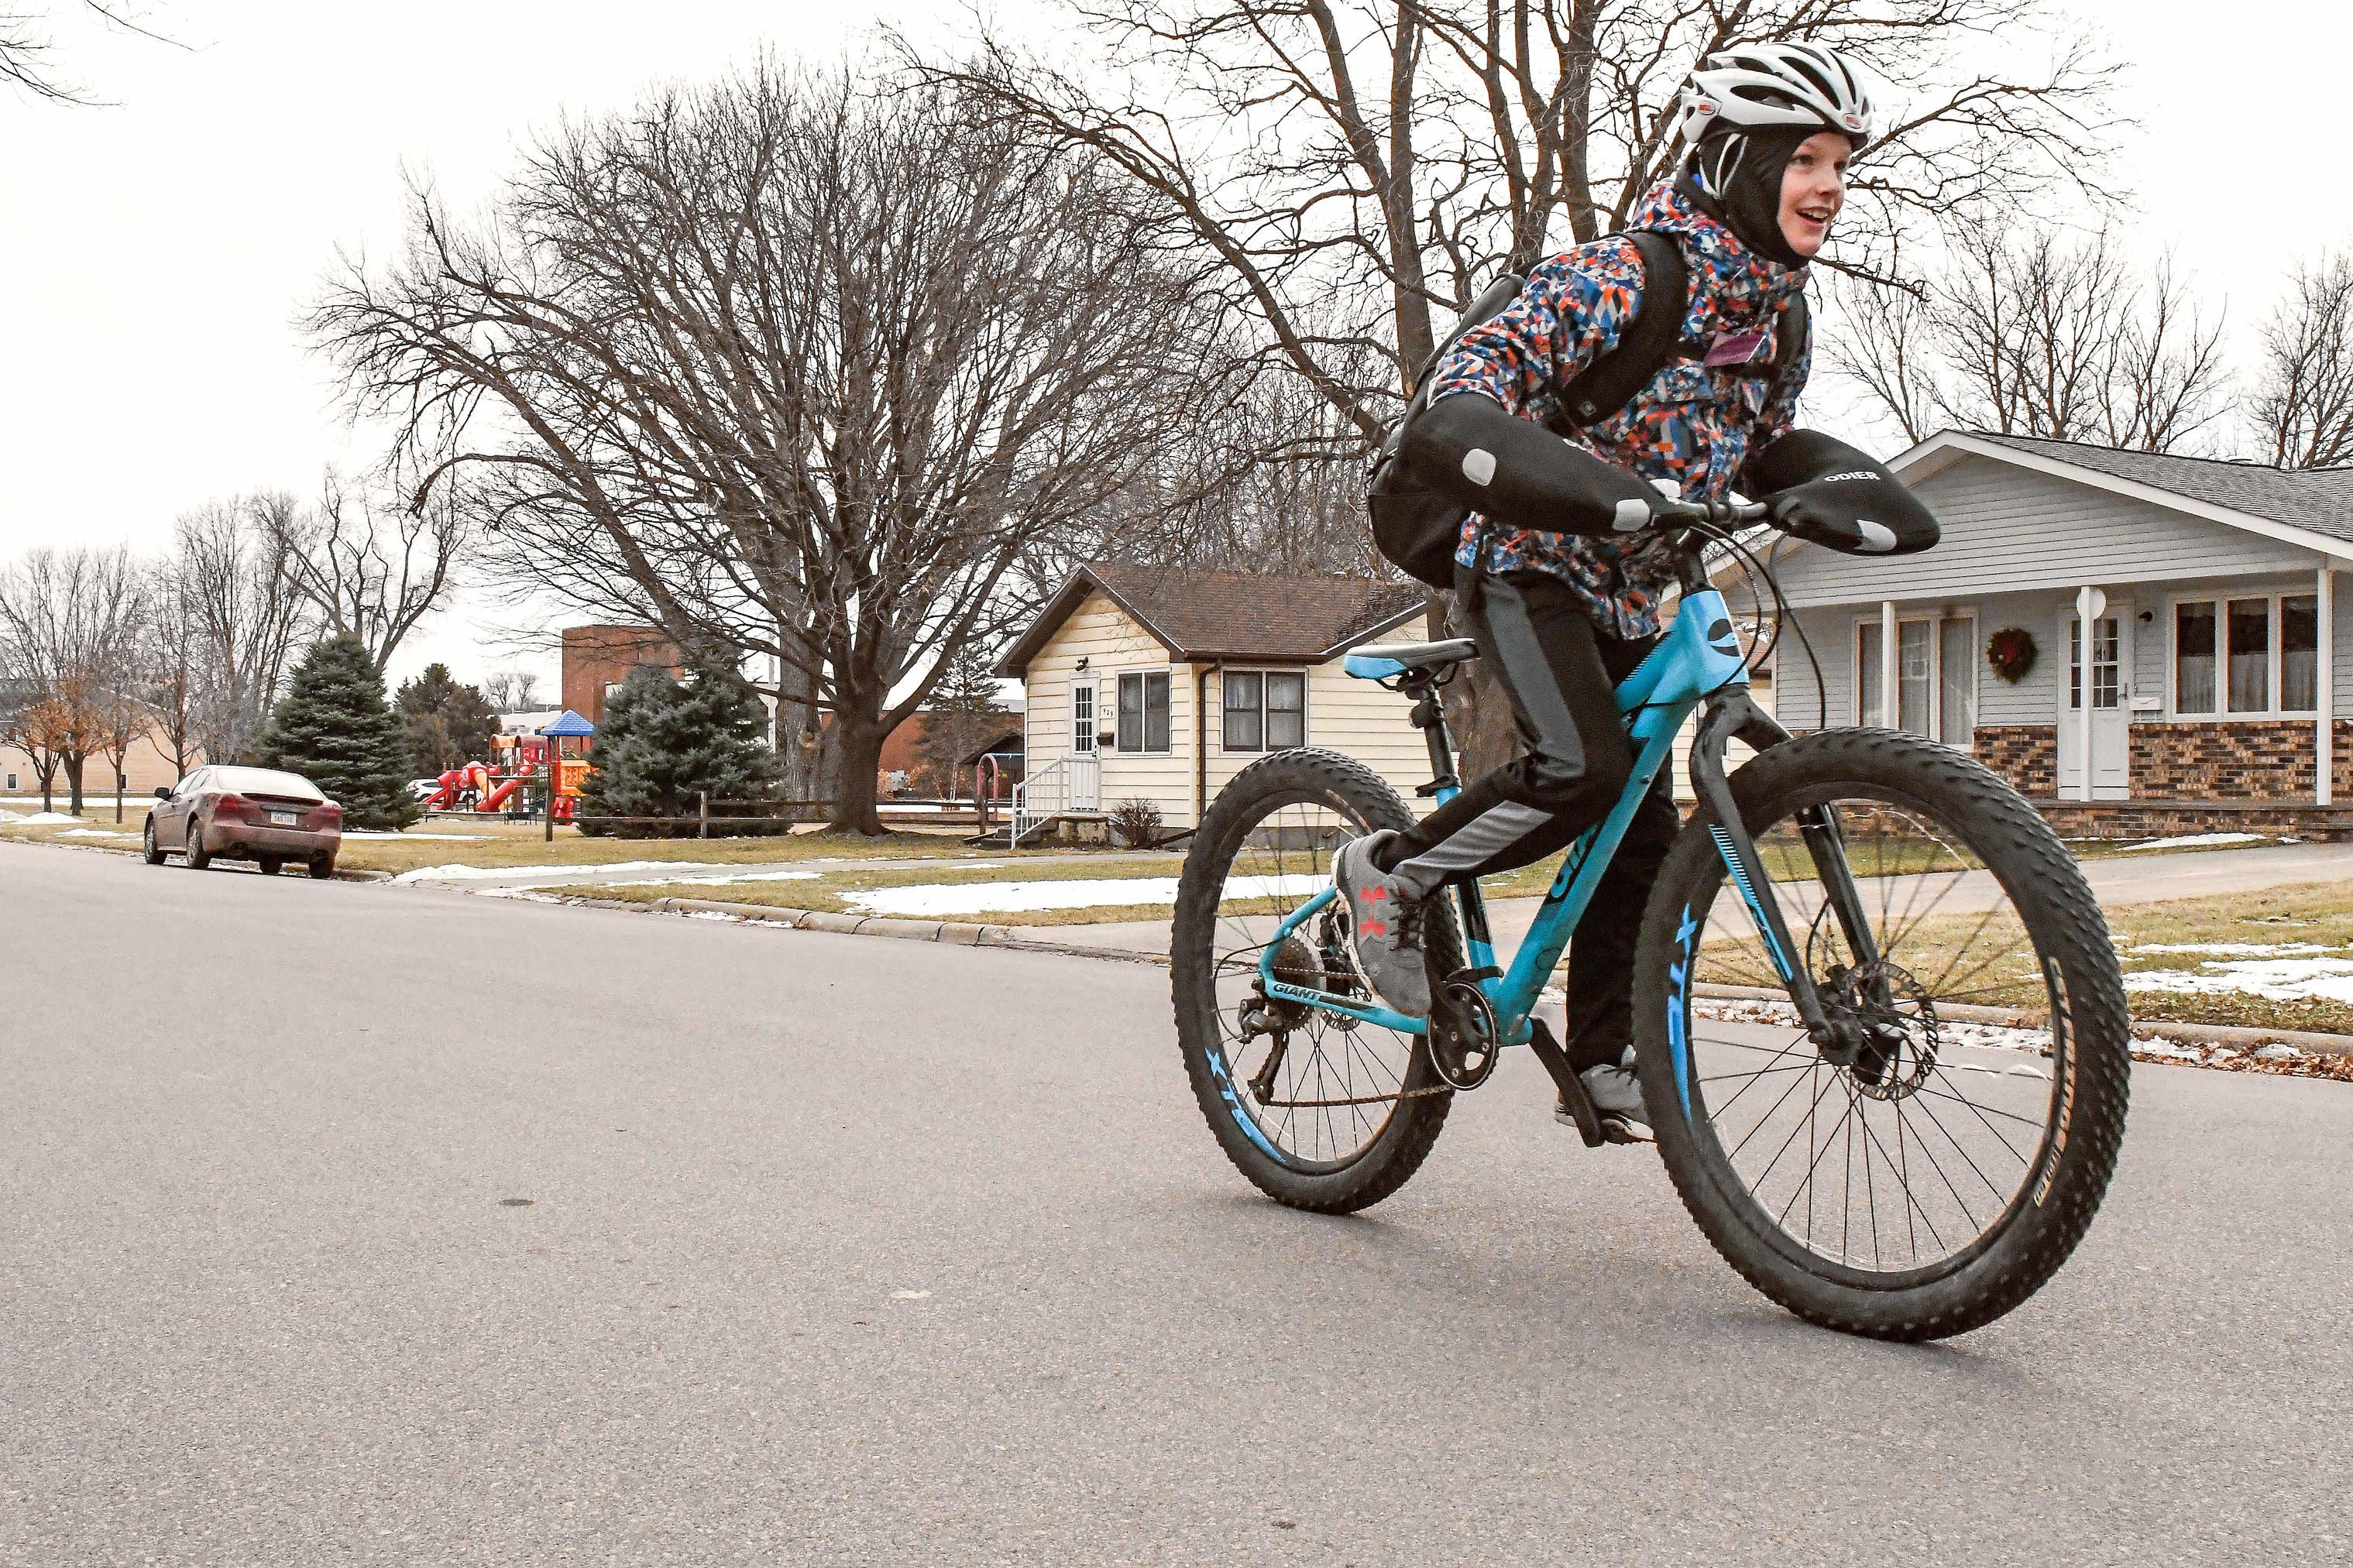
[1171,748,1457,1213]
[1633,729,2130,1340]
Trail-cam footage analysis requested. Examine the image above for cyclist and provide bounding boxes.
[1335,40,1939,1135]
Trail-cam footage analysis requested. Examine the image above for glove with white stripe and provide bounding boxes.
[1745,430,1940,556]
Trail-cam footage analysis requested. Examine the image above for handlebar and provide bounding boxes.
[1650,496,1771,528]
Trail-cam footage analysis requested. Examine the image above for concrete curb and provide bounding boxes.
[3,832,397,883]
[1692,982,2353,1060]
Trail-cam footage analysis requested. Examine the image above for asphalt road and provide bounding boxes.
[5,839,2351,1564]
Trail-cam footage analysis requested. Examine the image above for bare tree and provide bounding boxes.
[481,667,542,712]
[312,63,1223,834]
[2251,250,2353,471]
[1,688,67,810]
[172,498,311,765]
[137,558,204,779]
[1826,225,2231,453]
[923,0,2121,451]
[266,468,473,672]
[0,546,145,814]
[91,676,150,822]
[2,2,172,102]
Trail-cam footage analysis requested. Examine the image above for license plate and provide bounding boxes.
[270,811,298,826]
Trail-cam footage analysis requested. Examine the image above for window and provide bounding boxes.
[1222,669,1306,752]
[1117,671,1171,753]
[2173,595,2317,717]
[2175,602,2217,713]
[2228,598,2270,712]
[1071,681,1096,755]
[5,773,15,791]
[2283,595,2320,713]
[2067,617,2120,709]
[1855,615,1976,745]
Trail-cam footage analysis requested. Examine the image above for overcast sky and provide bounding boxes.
[2,0,2346,694]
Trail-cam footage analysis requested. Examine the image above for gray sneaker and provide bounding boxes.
[1559,1048,1654,1143]
[1331,830,1431,1017]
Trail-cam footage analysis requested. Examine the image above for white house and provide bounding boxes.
[994,563,1434,839]
[1750,430,2353,837]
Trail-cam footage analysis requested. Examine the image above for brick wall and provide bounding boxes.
[1973,719,2353,803]
[560,626,683,733]
[1975,726,2057,795]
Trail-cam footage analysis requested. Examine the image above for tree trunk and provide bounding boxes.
[774,688,835,805]
[829,714,888,836]
[63,753,86,817]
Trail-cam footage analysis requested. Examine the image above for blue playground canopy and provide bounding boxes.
[538,709,596,737]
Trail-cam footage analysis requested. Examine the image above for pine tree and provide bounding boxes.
[576,657,781,838]
[393,663,498,776]
[913,640,1011,798]
[262,635,420,830]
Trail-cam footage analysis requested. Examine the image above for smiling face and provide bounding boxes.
[1778,130,1853,259]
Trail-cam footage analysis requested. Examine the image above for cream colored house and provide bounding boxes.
[994,564,1434,840]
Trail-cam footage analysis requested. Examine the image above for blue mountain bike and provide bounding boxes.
[1171,501,2130,1340]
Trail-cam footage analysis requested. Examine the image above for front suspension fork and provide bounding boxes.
[1686,693,1873,1061]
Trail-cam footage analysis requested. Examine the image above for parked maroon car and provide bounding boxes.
[144,765,343,878]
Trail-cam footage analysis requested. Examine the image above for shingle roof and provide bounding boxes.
[1960,432,2353,544]
[997,563,1427,675]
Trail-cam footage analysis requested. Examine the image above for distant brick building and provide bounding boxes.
[561,626,684,733]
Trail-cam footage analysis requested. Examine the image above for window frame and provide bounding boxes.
[1115,669,1173,755]
[1219,667,1310,754]
[2166,591,2319,720]
[1852,611,1978,747]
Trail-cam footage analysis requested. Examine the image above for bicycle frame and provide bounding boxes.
[1254,582,1843,1060]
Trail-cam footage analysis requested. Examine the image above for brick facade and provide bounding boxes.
[1974,726,2057,795]
[560,626,683,734]
[1965,718,2353,838]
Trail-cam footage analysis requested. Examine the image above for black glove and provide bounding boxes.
[1401,393,1659,537]
[1746,430,1939,556]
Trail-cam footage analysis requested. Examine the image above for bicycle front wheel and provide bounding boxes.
[1633,729,2130,1340]
[1171,747,1457,1214]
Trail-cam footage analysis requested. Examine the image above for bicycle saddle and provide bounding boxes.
[1342,638,1478,681]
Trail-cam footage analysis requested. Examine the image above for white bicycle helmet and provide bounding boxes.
[1674,41,1877,154]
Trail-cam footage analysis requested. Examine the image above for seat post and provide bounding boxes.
[1408,682,1460,800]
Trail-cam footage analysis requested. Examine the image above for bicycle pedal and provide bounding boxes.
[1598,1113,1654,1145]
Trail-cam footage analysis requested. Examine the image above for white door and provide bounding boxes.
[1068,679,1101,808]
[2058,612,2129,799]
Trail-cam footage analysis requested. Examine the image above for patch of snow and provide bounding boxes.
[394,859,726,884]
[575,868,822,890]
[845,871,1327,917]
[59,828,133,839]
[342,831,484,841]
[2116,832,2269,852]
[2124,956,2353,1002]
[11,811,81,825]
[2130,942,2334,957]
[473,888,570,904]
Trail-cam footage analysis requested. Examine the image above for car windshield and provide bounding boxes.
[209,767,327,801]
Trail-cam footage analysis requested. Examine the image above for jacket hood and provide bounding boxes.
[1623,180,1809,340]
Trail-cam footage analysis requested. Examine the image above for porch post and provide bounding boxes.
[2320,562,2335,807]
[2077,595,2096,803]
[1879,600,1898,728]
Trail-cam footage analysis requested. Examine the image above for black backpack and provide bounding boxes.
[1366,230,1809,589]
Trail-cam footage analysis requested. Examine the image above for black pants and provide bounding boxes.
[1372,569,1681,1072]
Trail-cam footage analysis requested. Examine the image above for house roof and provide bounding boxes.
[1896,431,2353,557]
[997,562,1427,675]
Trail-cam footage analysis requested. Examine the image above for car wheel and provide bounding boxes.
[259,857,283,876]
[308,853,335,880]
[186,821,211,870]
[143,819,165,865]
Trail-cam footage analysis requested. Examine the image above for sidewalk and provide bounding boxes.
[1039,839,2353,960]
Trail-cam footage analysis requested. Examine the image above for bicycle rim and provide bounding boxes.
[1678,787,2071,1286]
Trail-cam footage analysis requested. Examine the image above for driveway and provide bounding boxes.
[5,840,2348,1561]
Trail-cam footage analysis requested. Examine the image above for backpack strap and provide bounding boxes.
[1763,290,1809,410]
[1563,229,1687,427]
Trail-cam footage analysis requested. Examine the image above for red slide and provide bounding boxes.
[422,768,467,811]
[476,774,524,813]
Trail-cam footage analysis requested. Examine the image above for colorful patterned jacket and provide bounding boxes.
[1426,181,1810,639]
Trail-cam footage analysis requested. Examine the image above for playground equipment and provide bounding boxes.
[419,710,598,822]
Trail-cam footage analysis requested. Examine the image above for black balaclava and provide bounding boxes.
[1675,122,1819,269]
